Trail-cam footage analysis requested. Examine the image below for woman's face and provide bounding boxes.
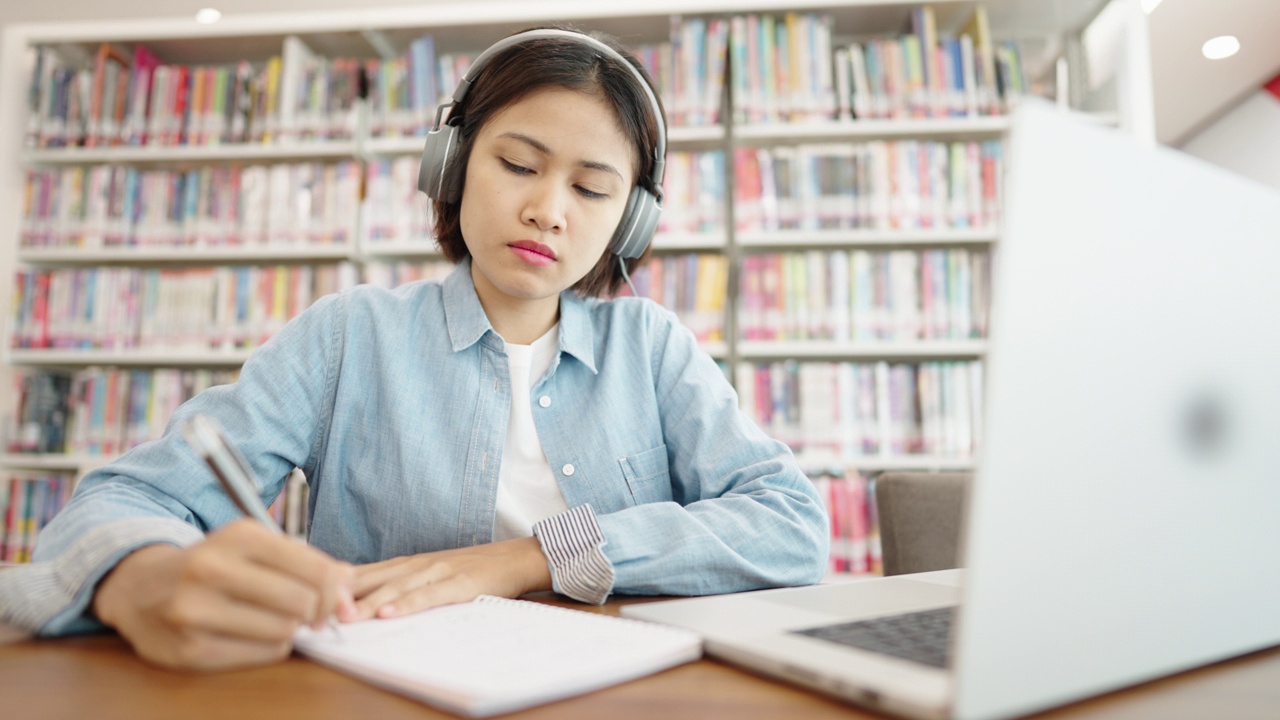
[460,85,636,322]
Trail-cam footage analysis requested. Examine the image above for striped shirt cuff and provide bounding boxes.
[0,517,203,635]
[532,504,614,605]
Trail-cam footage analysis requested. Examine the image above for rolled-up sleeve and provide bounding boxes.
[532,504,614,604]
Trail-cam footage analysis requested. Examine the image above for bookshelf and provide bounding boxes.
[0,0,1150,570]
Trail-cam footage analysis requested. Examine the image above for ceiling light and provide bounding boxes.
[1201,36,1241,61]
[195,8,222,24]
[1141,0,1163,13]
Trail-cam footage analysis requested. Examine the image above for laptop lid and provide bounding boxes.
[953,101,1280,719]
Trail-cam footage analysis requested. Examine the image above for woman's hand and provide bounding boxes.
[92,519,355,671]
[351,537,553,620]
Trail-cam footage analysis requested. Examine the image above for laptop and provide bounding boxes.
[622,100,1280,720]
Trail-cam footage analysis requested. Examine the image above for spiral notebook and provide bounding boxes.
[293,595,703,717]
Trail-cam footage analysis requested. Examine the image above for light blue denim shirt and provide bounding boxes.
[0,260,829,635]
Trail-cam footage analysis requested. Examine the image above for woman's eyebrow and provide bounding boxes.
[498,131,624,182]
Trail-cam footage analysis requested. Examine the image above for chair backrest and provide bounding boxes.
[875,472,972,576]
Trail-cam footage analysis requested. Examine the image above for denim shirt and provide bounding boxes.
[0,260,829,635]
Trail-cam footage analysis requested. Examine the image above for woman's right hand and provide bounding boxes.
[91,519,356,671]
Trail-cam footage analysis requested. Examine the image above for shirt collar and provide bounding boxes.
[442,258,598,375]
[443,258,492,352]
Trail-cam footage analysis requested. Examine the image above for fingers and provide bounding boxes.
[349,540,551,621]
[353,560,456,620]
[148,627,295,672]
[371,572,478,619]
[161,582,301,643]
[185,547,320,623]
[209,520,355,627]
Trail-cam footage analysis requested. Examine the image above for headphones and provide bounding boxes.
[417,28,667,260]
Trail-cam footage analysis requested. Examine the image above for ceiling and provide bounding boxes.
[2,0,1278,148]
[1149,0,1280,145]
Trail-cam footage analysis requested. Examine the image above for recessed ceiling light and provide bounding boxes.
[1141,0,1163,13]
[195,8,222,24]
[1202,35,1241,61]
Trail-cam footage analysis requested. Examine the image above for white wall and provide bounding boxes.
[1181,81,1280,192]
[0,0,446,25]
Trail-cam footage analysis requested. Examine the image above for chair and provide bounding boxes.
[874,472,972,576]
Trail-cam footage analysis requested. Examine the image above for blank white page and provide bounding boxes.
[294,595,702,717]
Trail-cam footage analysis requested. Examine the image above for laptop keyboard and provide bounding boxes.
[792,606,955,669]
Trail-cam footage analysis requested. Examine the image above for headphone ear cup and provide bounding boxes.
[611,186,661,260]
[418,123,462,202]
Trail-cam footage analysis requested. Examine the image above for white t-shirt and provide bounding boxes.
[492,323,569,542]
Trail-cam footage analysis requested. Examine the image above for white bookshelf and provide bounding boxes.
[795,453,975,472]
[7,349,255,367]
[358,241,442,260]
[19,245,356,265]
[737,340,985,360]
[22,141,360,165]
[734,116,1010,141]
[736,228,998,248]
[0,0,1145,481]
[0,453,116,472]
[651,232,730,252]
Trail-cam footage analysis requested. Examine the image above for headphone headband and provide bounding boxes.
[436,28,666,187]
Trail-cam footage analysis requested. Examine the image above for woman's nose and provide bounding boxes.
[521,181,567,232]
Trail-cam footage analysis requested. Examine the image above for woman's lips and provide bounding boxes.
[509,240,557,265]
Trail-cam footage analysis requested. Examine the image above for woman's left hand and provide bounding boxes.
[349,537,553,620]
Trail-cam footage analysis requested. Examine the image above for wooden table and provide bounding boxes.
[3,593,1279,720]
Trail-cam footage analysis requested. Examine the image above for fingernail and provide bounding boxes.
[378,603,396,618]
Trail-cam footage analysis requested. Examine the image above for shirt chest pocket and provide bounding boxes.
[618,444,674,505]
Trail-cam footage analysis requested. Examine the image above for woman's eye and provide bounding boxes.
[576,186,607,200]
[501,159,532,175]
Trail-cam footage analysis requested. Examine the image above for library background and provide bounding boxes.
[0,0,1253,576]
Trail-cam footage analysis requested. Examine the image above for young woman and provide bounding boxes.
[0,27,828,670]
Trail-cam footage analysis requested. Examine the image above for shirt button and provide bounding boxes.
[539,396,552,408]
[562,464,575,476]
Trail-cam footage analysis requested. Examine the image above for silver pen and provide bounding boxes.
[180,414,345,639]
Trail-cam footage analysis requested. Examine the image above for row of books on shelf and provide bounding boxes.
[10,264,357,350]
[656,151,728,235]
[636,16,730,128]
[22,162,361,250]
[0,464,875,569]
[3,359,982,461]
[357,17,734,137]
[7,368,238,456]
[728,7,1023,125]
[812,470,882,575]
[21,150,727,251]
[22,13,732,150]
[0,468,310,563]
[1,473,75,563]
[8,248,987,352]
[26,41,356,149]
[740,249,990,342]
[362,256,728,344]
[6,256,724,353]
[614,254,729,343]
[361,157,436,245]
[24,6,1028,151]
[738,360,983,459]
[734,140,1002,233]
[361,260,454,291]
[835,6,1022,122]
